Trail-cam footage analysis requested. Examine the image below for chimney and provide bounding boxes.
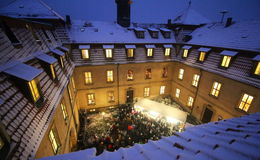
[66,15,71,25]
[225,17,232,27]
[115,0,131,27]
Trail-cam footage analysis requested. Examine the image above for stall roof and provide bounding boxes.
[125,45,136,49]
[4,62,42,81]
[220,50,238,56]
[51,49,65,56]
[36,53,57,64]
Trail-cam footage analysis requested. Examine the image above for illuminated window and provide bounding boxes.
[108,91,115,102]
[178,69,184,80]
[175,88,180,98]
[87,93,95,105]
[183,49,189,58]
[0,136,4,150]
[71,77,76,90]
[165,48,171,56]
[254,62,260,75]
[84,72,92,84]
[144,87,150,97]
[127,49,134,58]
[145,68,152,79]
[221,56,231,68]
[210,82,222,97]
[160,86,165,95]
[107,70,113,82]
[192,74,200,87]
[28,79,40,102]
[68,86,73,104]
[81,49,89,59]
[187,96,194,107]
[127,70,134,81]
[50,64,56,80]
[162,67,168,78]
[238,93,254,112]
[61,102,68,121]
[147,48,153,57]
[199,51,206,62]
[49,127,60,154]
[60,56,64,68]
[105,49,113,58]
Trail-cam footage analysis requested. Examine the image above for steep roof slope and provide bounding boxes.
[39,112,260,160]
[187,20,260,52]
[0,0,64,20]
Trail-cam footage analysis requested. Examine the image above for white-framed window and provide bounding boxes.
[199,51,206,62]
[127,49,134,58]
[108,91,115,102]
[127,70,134,80]
[178,69,184,80]
[165,48,171,56]
[183,49,189,58]
[87,93,95,105]
[144,87,150,97]
[175,88,180,98]
[105,49,113,58]
[210,81,222,97]
[238,93,254,112]
[84,72,92,84]
[221,56,231,68]
[254,62,260,75]
[187,96,194,107]
[160,86,166,95]
[147,48,153,57]
[107,70,114,82]
[61,102,68,121]
[81,49,89,59]
[49,127,60,154]
[192,74,200,87]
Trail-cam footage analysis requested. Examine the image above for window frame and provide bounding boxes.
[49,126,61,155]
[192,74,200,87]
[60,102,68,122]
[28,79,41,103]
[106,70,114,83]
[107,91,115,103]
[144,87,150,97]
[87,93,95,105]
[84,72,93,85]
[210,81,222,98]
[105,49,113,59]
[220,55,232,68]
[178,68,184,80]
[160,86,166,95]
[145,68,152,79]
[147,48,153,57]
[187,96,194,107]
[126,48,135,58]
[164,48,171,57]
[127,70,134,81]
[182,49,189,58]
[81,49,90,60]
[237,93,254,112]
[198,51,207,62]
[253,61,260,76]
[175,88,180,98]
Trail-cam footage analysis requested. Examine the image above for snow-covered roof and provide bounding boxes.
[51,49,65,56]
[163,44,173,48]
[188,20,260,52]
[253,55,260,61]
[148,28,159,32]
[79,45,90,49]
[36,53,57,64]
[220,50,238,56]
[39,112,260,160]
[160,28,171,32]
[182,45,192,49]
[125,45,136,49]
[145,45,156,48]
[69,20,176,43]
[0,0,64,20]
[198,47,211,52]
[173,5,210,25]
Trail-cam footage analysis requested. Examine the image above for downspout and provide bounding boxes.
[191,68,202,115]
[117,63,120,106]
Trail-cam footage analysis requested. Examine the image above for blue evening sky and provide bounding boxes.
[0,0,260,23]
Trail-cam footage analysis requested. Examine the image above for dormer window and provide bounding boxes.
[125,45,136,58]
[42,29,51,42]
[134,27,145,39]
[220,50,238,68]
[26,24,41,44]
[103,45,114,59]
[36,53,58,81]
[252,55,260,76]
[3,62,44,106]
[163,44,173,56]
[182,45,192,58]
[145,45,155,57]
[52,49,65,68]
[0,123,11,160]
[160,28,171,39]
[58,46,69,61]
[148,28,159,39]
[198,47,211,62]
[79,45,90,60]
[0,19,20,46]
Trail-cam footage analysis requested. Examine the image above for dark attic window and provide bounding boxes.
[148,28,159,39]
[58,46,70,62]
[50,30,58,41]
[26,24,42,45]
[42,29,51,42]
[134,27,145,39]
[3,62,44,107]
[0,123,11,160]
[252,55,260,78]
[160,28,171,39]
[36,53,58,81]
[0,19,21,46]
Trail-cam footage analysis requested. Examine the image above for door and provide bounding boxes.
[126,89,134,103]
[202,107,213,123]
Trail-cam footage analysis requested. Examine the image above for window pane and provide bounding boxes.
[165,48,170,56]
[175,88,180,98]
[178,69,184,79]
[199,52,206,61]
[82,49,89,59]
[254,62,260,75]
[28,79,40,102]
[87,93,95,105]
[106,49,112,58]
[49,129,59,154]
[61,103,68,120]
[160,86,165,95]
[127,70,134,80]
[183,49,188,57]
[50,64,56,79]
[145,68,152,79]
[84,72,92,84]
[147,48,153,57]
[144,87,150,97]
[107,70,113,82]
[127,49,134,57]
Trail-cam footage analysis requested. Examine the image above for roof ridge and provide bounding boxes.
[36,0,64,21]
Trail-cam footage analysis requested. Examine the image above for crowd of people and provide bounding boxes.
[77,104,182,155]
